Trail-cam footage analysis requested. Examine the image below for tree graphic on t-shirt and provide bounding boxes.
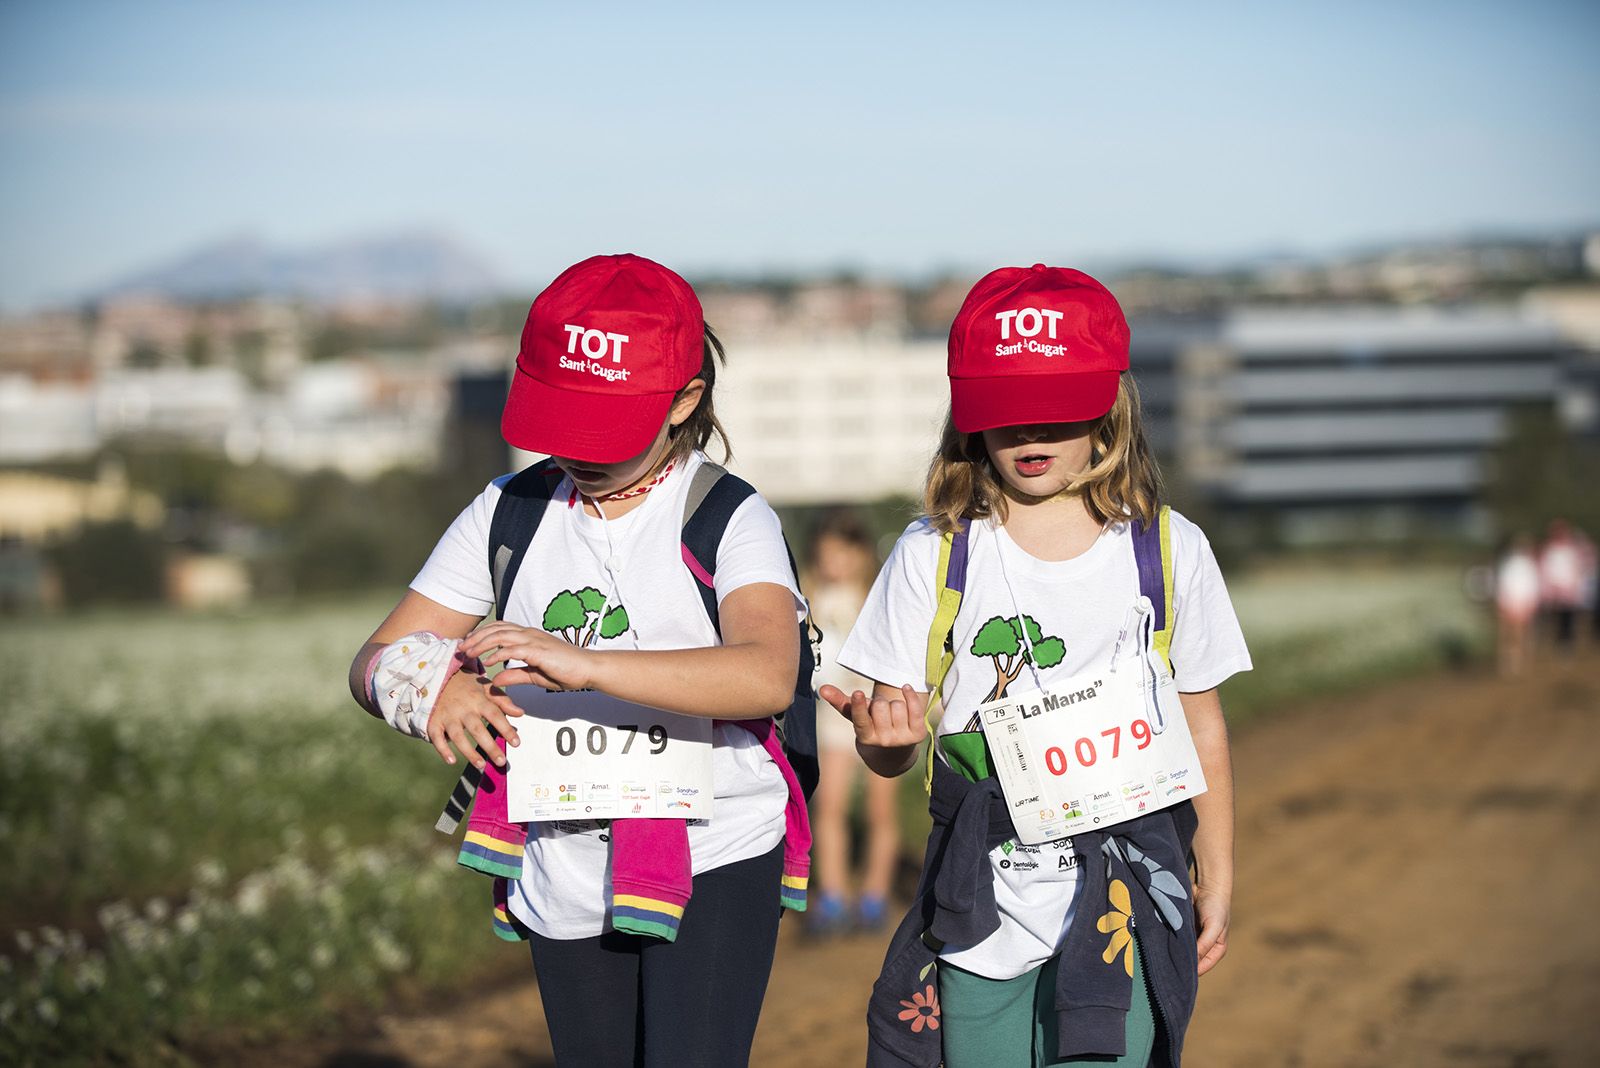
[542,587,630,647]
[970,614,1066,702]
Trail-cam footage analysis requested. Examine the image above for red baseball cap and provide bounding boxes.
[948,263,1130,432]
[503,254,704,463]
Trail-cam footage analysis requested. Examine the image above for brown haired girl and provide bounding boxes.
[349,254,810,1067]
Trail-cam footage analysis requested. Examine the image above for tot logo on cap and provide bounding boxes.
[947,263,1130,433]
[502,253,704,463]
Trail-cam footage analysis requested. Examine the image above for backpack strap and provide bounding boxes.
[1131,505,1175,675]
[436,459,563,837]
[488,458,564,623]
[922,518,970,793]
[681,461,821,799]
[680,462,758,633]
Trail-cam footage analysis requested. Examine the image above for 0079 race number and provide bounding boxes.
[551,723,669,758]
[1041,718,1153,776]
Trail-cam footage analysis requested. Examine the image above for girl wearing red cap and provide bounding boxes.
[349,254,813,1067]
[826,265,1250,1067]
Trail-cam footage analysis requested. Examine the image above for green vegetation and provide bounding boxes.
[0,598,502,1066]
[1483,404,1600,540]
[0,565,1488,1064]
[44,520,168,606]
[33,443,483,610]
[1219,565,1485,727]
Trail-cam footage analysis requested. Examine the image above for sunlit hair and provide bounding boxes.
[666,324,732,463]
[923,373,1163,533]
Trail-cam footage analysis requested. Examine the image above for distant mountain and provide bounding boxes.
[97,231,504,303]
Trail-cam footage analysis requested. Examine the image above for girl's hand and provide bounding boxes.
[461,622,596,693]
[818,683,928,750]
[426,669,524,770]
[1194,882,1231,976]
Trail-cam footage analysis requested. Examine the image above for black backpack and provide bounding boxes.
[437,458,820,835]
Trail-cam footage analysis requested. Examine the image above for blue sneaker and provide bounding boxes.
[857,894,889,931]
[809,892,849,938]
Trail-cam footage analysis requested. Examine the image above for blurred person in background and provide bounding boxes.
[1587,530,1600,646]
[1537,519,1588,651]
[807,508,900,935]
[1494,535,1541,677]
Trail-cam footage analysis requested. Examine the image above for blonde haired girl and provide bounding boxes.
[825,265,1250,1068]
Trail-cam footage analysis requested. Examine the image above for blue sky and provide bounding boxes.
[1,0,1597,309]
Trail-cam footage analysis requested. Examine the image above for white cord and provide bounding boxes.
[583,493,641,649]
[991,522,1048,693]
[1111,597,1166,733]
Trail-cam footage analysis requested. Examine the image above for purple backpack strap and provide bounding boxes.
[947,518,971,595]
[1131,512,1165,633]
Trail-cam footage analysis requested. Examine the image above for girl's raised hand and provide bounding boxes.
[818,683,928,750]
[461,622,596,693]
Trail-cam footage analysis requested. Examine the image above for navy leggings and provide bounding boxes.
[527,842,785,1068]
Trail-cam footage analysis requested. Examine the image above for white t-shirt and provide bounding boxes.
[410,451,802,939]
[837,510,1251,979]
[1497,551,1541,616]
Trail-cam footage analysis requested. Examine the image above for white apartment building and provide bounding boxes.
[0,359,450,479]
[714,336,950,504]
[0,376,100,462]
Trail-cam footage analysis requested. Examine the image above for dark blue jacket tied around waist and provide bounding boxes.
[866,758,1200,1067]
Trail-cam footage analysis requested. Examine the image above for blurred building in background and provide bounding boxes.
[657,294,1589,535]
[1523,284,1600,437]
[3,228,1598,608]
[1127,317,1208,459]
[1174,306,1568,545]
[0,295,452,479]
[715,337,947,505]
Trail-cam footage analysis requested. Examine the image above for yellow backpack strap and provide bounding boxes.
[922,520,970,792]
[1133,505,1176,675]
[1153,506,1175,674]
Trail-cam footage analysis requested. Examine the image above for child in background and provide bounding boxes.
[808,508,900,934]
[1495,535,1541,676]
[348,254,810,1068]
[823,264,1249,1067]
[1538,519,1591,651]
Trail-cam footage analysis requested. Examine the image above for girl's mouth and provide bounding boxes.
[1015,454,1053,477]
[566,467,607,485]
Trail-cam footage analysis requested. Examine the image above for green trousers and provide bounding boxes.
[938,938,1156,1068]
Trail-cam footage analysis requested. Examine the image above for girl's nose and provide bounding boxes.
[1016,424,1047,443]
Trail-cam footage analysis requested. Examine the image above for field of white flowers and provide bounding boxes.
[0,597,496,1065]
[1221,563,1486,725]
[0,567,1487,1064]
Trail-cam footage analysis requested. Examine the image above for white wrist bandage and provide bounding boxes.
[367,631,475,740]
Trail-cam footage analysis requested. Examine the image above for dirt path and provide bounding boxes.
[276,659,1600,1067]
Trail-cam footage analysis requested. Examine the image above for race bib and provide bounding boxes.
[504,685,715,821]
[977,658,1207,845]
